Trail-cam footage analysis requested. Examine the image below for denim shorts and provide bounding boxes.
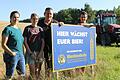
[25,52,35,65]
[3,52,26,78]
[25,51,44,65]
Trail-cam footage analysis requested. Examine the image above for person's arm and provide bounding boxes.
[58,22,64,26]
[40,27,45,52]
[52,19,64,26]
[23,26,32,54]
[38,28,45,58]
[24,37,32,54]
[40,38,45,52]
[2,35,16,56]
[37,38,45,59]
[83,23,94,28]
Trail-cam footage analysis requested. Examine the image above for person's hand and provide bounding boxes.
[27,50,35,59]
[11,52,16,56]
[38,51,42,58]
[48,55,52,61]
[58,22,64,27]
[27,50,32,55]
[83,23,94,28]
[31,52,36,60]
[37,51,44,61]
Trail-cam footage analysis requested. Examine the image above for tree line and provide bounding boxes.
[20,4,120,24]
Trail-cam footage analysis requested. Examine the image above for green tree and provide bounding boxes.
[84,3,96,23]
[113,6,120,24]
[54,8,80,24]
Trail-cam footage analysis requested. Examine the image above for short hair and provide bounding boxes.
[10,11,20,19]
[44,7,53,14]
[80,11,87,16]
[30,13,39,19]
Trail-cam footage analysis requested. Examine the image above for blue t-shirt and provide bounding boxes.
[2,25,24,53]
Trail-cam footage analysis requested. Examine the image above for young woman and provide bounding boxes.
[79,11,88,74]
[23,13,44,80]
[76,11,95,75]
[1,11,25,80]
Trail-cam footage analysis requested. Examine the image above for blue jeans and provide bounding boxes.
[3,52,25,78]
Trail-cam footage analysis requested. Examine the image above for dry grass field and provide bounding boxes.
[0,21,95,80]
[0,21,97,80]
[1,21,120,80]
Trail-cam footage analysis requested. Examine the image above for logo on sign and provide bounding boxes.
[58,54,66,64]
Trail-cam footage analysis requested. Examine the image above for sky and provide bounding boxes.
[0,0,120,21]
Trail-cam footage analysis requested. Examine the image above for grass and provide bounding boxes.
[1,22,120,79]
[0,49,5,79]
[95,45,120,80]
[51,45,120,80]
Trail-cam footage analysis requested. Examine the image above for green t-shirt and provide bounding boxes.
[2,25,24,53]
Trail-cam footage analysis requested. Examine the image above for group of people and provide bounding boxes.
[1,7,90,80]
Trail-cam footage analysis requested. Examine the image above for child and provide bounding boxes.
[23,13,44,80]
